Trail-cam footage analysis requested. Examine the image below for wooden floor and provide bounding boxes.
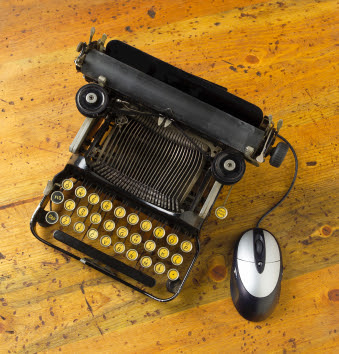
[1,0,338,352]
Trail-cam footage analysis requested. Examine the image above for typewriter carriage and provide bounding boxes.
[75,30,285,169]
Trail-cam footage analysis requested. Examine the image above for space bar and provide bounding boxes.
[54,230,155,288]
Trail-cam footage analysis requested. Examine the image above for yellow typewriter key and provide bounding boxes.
[45,211,58,225]
[167,269,179,281]
[171,253,183,266]
[144,240,156,252]
[73,221,85,233]
[140,220,152,232]
[127,213,139,225]
[100,235,112,247]
[153,226,165,239]
[62,179,73,191]
[90,213,102,224]
[103,219,115,232]
[126,249,138,261]
[75,186,87,198]
[158,247,170,259]
[51,191,64,204]
[180,240,193,253]
[140,256,152,268]
[117,226,128,238]
[60,215,71,226]
[64,199,75,211]
[88,193,100,205]
[130,233,142,245]
[87,228,99,240]
[215,206,228,220]
[101,200,113,212]
[167,233,179,246]
[114,206,126,218]
[77,206,89,217]
[154,262,166,275]
[113,242,125,254]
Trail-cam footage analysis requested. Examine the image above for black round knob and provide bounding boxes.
[75,83,109,118]
[269,142,289,168]
[212,150,246,185]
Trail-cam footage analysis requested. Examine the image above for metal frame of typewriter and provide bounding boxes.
[30,29,284,302]
[30,164,201,302]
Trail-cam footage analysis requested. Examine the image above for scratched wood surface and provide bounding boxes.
[0,0,338,352]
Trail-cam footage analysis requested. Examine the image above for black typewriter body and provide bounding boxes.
[30,29,285,301]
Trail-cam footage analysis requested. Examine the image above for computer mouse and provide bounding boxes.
[230,228,283,321]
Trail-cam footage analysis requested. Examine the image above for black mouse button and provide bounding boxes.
[263,231,281,262]
[255,239,263,255]
[253,228,266,273]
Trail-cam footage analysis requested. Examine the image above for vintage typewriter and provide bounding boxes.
[30,29,287,301]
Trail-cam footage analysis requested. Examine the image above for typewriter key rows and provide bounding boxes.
[47,179,194,283]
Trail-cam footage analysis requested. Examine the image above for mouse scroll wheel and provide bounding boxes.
[255,240,263,255]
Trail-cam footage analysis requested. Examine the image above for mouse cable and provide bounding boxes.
[256,134,298,228]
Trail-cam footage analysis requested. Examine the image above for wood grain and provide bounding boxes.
[0,0,338,352]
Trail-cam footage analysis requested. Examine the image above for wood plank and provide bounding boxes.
[0,0,338,352]
[46,264,338,353]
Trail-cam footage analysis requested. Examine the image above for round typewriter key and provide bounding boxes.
[171,253,183,266]
[117,226,128,238]
[127,213,139,225]
[77,206,89,217]
[62,179,73,191]
[130,233,142,245]
[180,240,193,253]
[140,256,152,268]
[153,226,165,239]
[114,206,126,218]
[167,269,179,281]
[103,219,115,232]
[100,235,112,247]
[154,262,166,275]
[144,240,156,252]
[140,220,152,232]
[90,213,102,224]
[45,211,58,225]
[158,247,170,259]
[113,242,125,254]
[75,186,87,198]
[167,233,179,246]
[126,249,138,261]
[87,228,99,240]
[60,215,71,227]
[73,221,85,233]
[64,199,75,211]
[101,200,113,212]
[88,193,100,205]
[51,191,64,204]
[215,206,228,220]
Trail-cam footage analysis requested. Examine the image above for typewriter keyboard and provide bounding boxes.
[37,177,197,298]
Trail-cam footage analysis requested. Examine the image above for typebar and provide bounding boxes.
[54,230,156,287]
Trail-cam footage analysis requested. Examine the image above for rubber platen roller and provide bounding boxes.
[80,49,265,154]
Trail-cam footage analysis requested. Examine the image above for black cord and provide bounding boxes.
[256,134,298,228]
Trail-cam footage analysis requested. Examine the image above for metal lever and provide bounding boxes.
[89,27,95,44]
